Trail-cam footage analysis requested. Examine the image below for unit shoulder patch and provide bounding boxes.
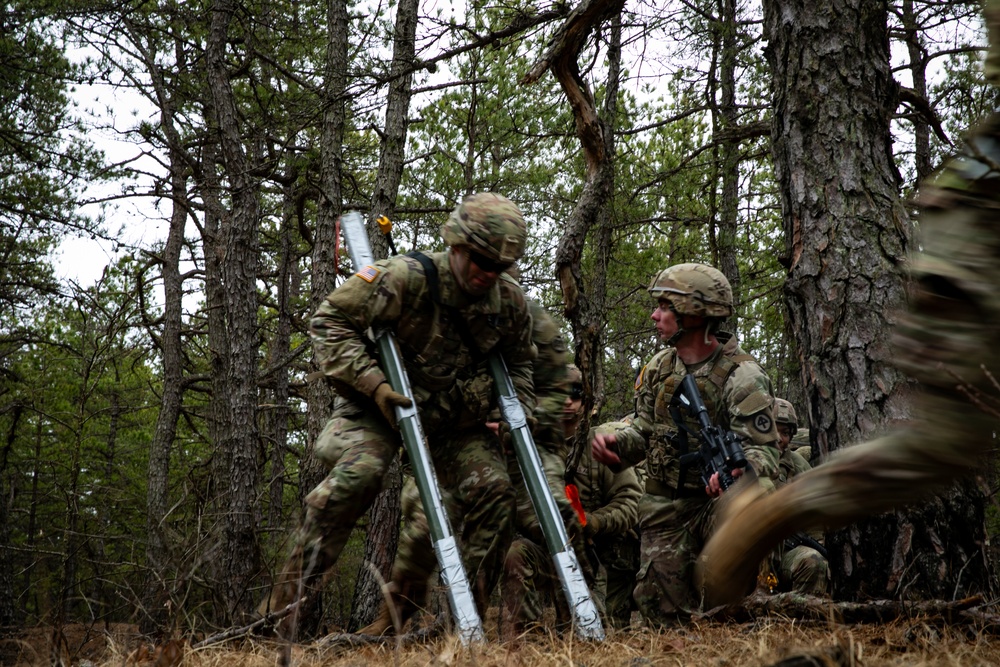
[754,413,773,433]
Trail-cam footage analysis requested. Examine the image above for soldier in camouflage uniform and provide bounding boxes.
[500,366,642,638]
[503,292,576,544]
[591,263,781,627]
[260,193,536,637]
[572,414,643,629]
[766,398,829,596]
[697,1,1000,607]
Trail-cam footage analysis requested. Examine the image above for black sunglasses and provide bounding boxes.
[466,249,513,274]
[569,384,584,400]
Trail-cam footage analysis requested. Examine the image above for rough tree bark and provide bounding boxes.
[0,405,22,626]
[295,0,350,638]
[764,0,989,599]
[710,0,743,320]
[205,0,264,622]
[139,58,189,634]
[523,0,624,427]
[348,0,418,631]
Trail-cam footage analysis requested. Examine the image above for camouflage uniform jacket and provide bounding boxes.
[610,333,780,495]
[523,296,569,451]
[569,439,642,540]
[777,448,812,487]
[310,250,536,435]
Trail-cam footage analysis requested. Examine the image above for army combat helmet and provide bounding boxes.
[648,263,733,344]
[441,193,527,266]
[647,263,734,317]
[773,398,799,435]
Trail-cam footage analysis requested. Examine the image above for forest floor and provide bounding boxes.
[5,613,1000,667]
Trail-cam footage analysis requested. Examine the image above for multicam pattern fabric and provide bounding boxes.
[522,298,570,455]
[773,398,799,432]
[440,193,527,263]
[598,332,779,626]
[571,437,643,628]
[767,449,829,596]
[612,333,780,489]
[647,263,734,317]
[697,10,1000,606]
[390,427,514,617]
[264,244,536,631]
[310,250,536,420]
[632,494,715,624]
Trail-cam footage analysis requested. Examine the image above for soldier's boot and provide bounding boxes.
[357,580,424,636]
[257,548,309,639]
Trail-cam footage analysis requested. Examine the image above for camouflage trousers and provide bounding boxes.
[508,438,575,542]
[499,533,600,639]
[633,492,715,626]
[594,534,640,628]
[392,425,516,619]
[758,120,1000,528]
[499,437,601,638]
[698,112,1000,605]
[260,401,398,625]
[769,545,829,596]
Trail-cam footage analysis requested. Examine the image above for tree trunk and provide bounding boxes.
[348,0,418,631]
[712,0,742,328]
[900,0,931,185]
[0,405,22,626]
[140,110,188,636]
[205,0,263,622]
[764,0,988,599]
[294,0,351,638]
[523,0,624,427]
[263,180,295,543]
[199,137,233,612]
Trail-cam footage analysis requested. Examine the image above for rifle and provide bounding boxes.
[669,374,748,492]
[669,374,828,560]
[489,353,605,641]
[339,211,484,644]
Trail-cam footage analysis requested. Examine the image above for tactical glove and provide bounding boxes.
[583,513,601,539]
[373,382,412,428]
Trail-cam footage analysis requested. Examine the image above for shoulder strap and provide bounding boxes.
[407,250,484,361]
[708,351,754,390]
[407,250,440,304]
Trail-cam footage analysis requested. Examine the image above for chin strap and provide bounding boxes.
[665,303,686,346]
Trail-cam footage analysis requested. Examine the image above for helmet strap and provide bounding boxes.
[665,302,685,346]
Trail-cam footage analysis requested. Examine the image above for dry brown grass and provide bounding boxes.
[7,618,1000,667]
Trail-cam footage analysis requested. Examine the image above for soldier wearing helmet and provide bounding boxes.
[774,397,813,461]
[261,193,537,638]
[773,398,798,451]
[590,262,780,627]
[698,2,1000,609]
[500,361,643,638]
[768,398,829,597]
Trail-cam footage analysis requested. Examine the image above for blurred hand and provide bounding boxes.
[373,382,412,428]
[592,433,621,466]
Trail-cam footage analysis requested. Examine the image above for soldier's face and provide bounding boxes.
[777,424,793,451]
[449,247,503,296]
[651,299,679,341]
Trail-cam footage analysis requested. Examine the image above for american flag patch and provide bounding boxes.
[356,265,381,283]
